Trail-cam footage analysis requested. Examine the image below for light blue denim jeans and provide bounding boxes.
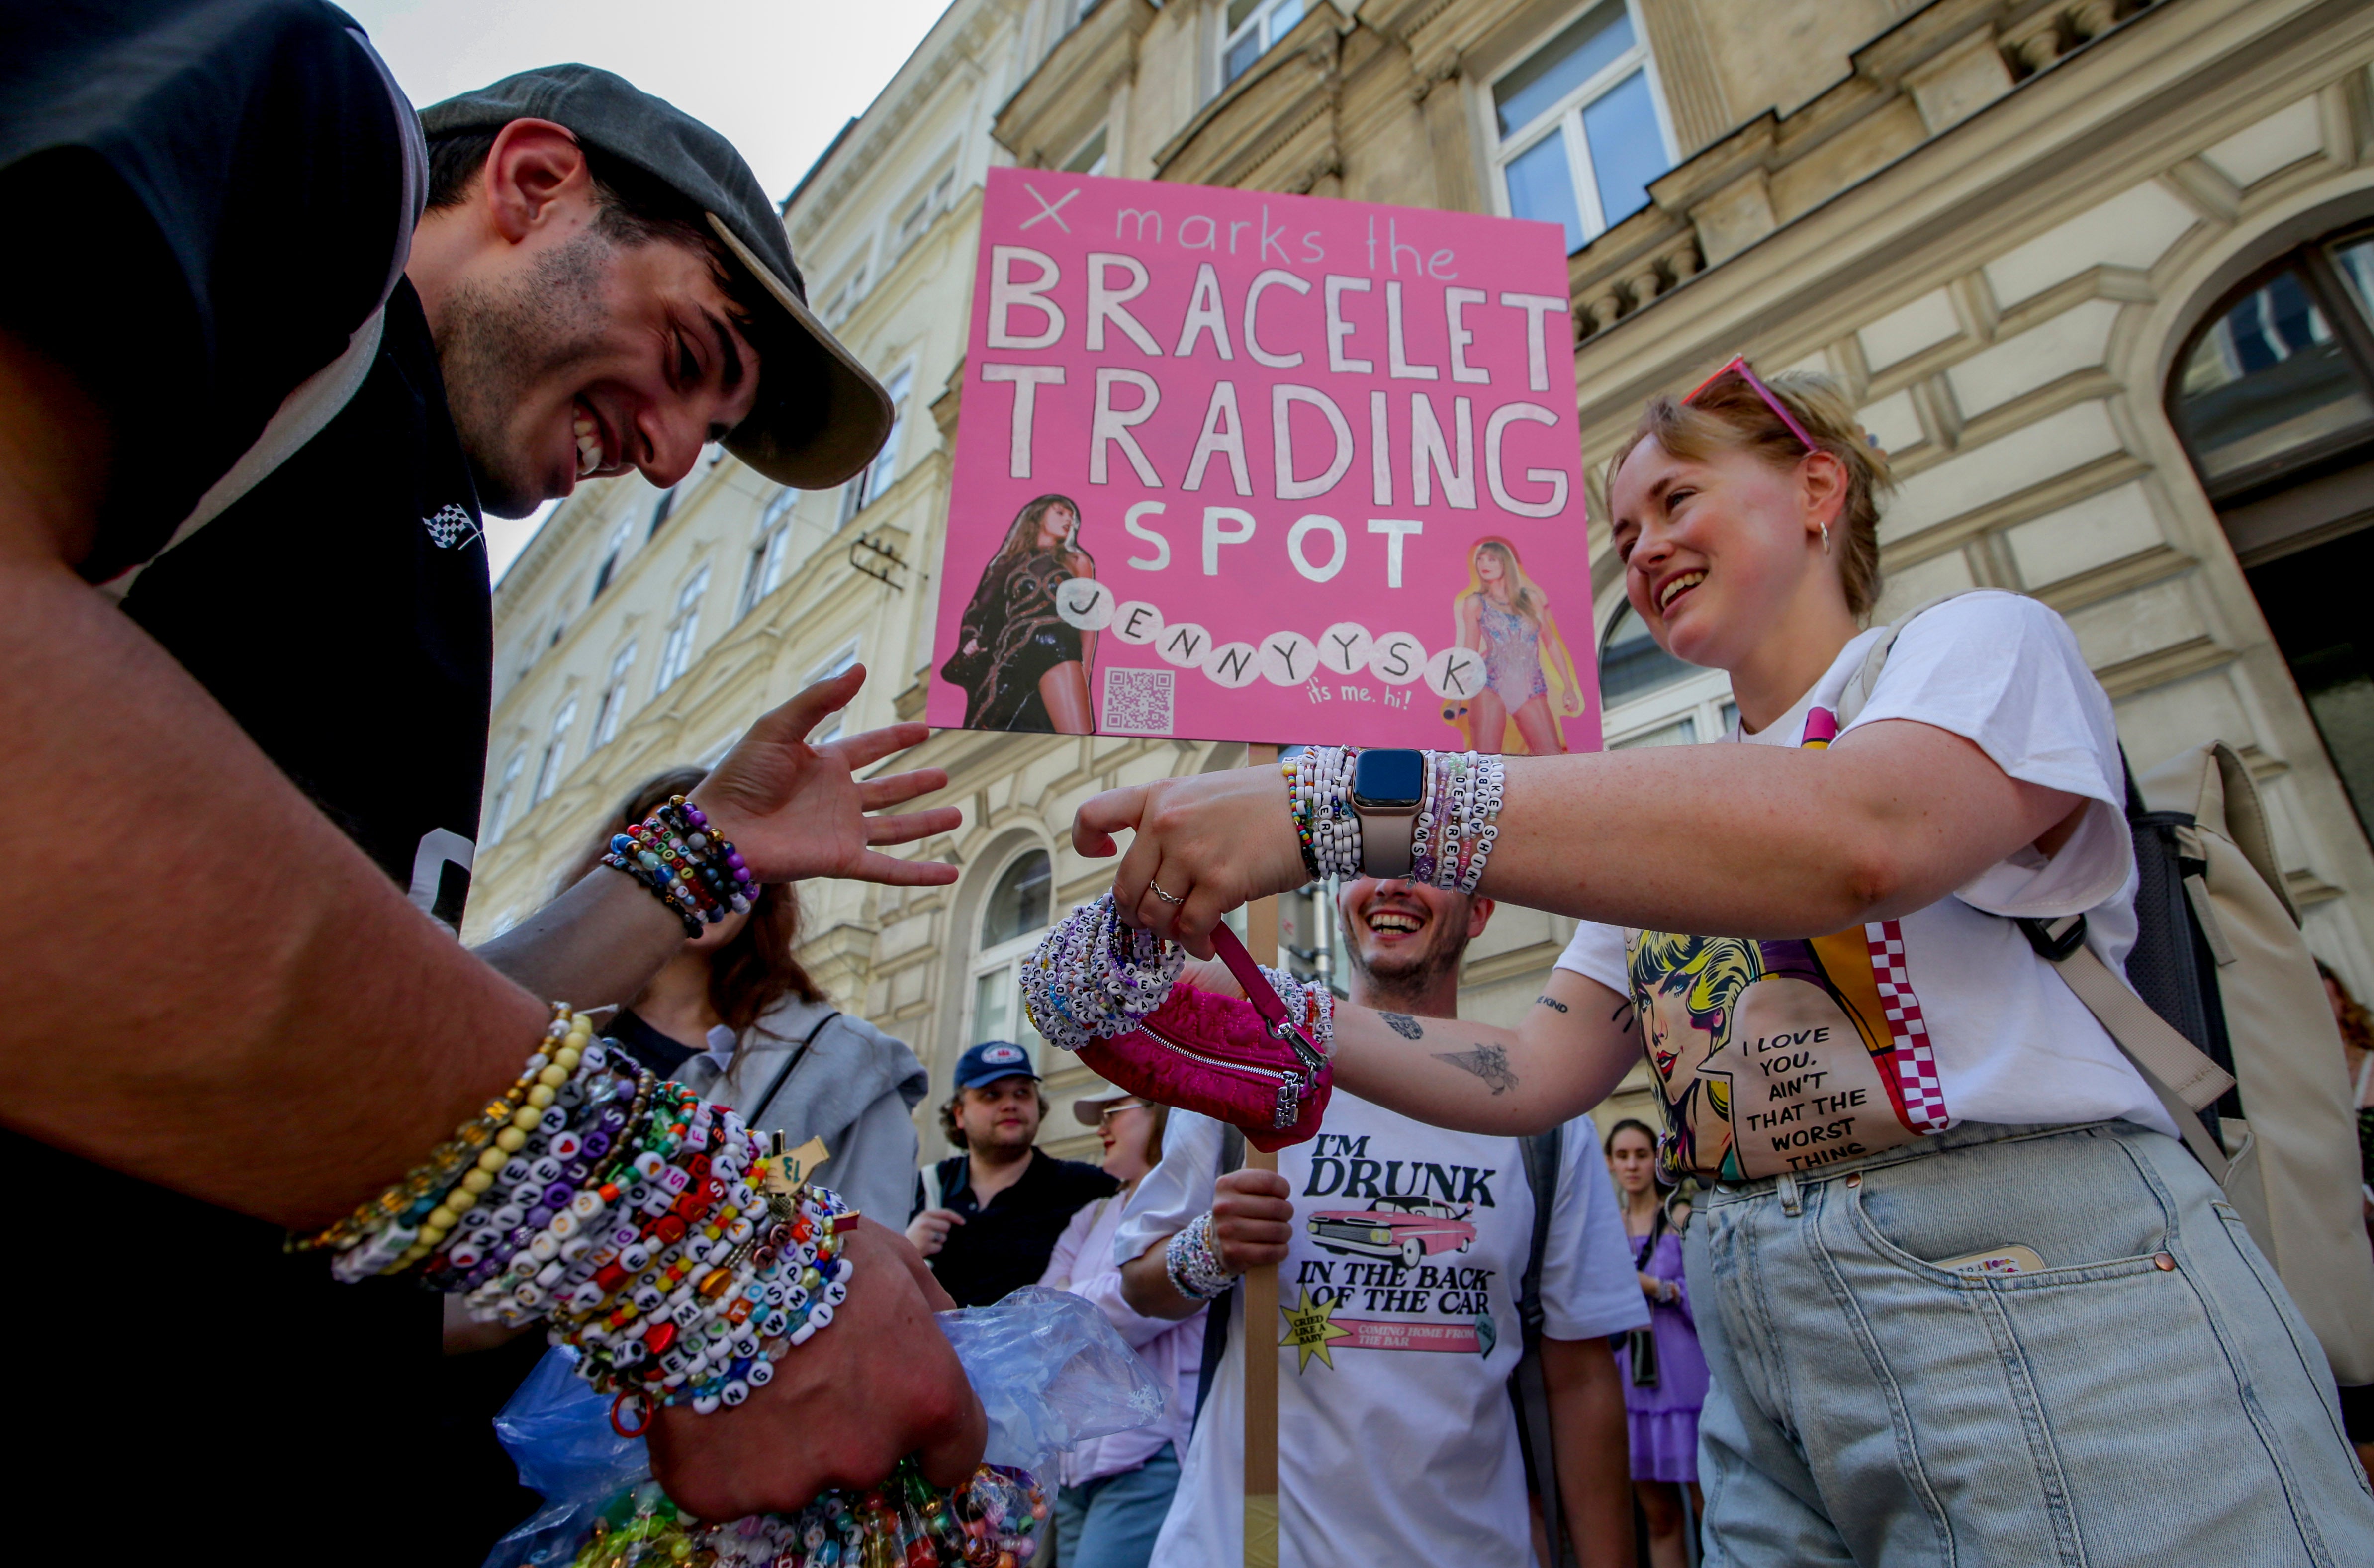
[1686,1119,2374,1566]
[1053,1443,1180,1568]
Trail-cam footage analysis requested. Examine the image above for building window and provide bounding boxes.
[531,697,578,805]
[592,641,638,748]
[2168,225,2374,845]
[589,516,633,602]
[804,641,861,747]
[895,170,955,253]
[1223,0,1302,84]
[2170,234,2374,498]
[740,488,799,618]
[653,565,711,696]
[485,750,527,845]
[1597,601,1732,748]
[967,848,1054,1065]
[647,485,678,540]
[840,366,914,524]
[1065,128,1109,177]
[1489,0,1673,254]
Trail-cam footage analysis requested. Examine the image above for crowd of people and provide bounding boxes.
[8,3,2374,1565]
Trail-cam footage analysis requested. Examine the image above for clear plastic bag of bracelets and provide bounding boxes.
[483,1287,1162,1568]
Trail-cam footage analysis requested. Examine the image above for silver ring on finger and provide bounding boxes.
[1149,880,1186,905]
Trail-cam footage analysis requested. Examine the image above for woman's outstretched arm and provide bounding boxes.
[1073,717,2083,956]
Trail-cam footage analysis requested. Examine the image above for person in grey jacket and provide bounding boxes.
[678,993,926,1226]
[572,768,927,1222]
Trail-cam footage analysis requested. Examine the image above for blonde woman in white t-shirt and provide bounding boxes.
[1066,364,2374,1563]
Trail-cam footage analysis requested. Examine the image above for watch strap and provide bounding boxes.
[1359,808,1415,878]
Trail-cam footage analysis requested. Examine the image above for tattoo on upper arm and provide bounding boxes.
[1432,1044,1519,1094]
[1534,995,1569,1014]
[1381,1012,1424,1040]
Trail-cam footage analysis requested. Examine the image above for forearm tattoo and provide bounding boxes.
[1534,995,1569,1014]
[1432,1043,1519,1095]
[1381,1012,1424,1040]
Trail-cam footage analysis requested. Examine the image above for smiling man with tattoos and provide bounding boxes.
[1108,876,1646,1568]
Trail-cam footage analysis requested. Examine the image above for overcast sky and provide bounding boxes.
[342,0,953,578]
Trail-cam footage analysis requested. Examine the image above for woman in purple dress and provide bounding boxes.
[1606,1118,1708,1568]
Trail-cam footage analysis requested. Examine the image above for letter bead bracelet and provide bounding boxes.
[1164,1211,1235,1302]
[1282,747,1503,893]
[603,794,755,937]
[1018,893,1336,1061]
[308,1002,852,1433]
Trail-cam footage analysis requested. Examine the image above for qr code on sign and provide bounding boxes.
[1101,666,1174,734]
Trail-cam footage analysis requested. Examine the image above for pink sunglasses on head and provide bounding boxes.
[1683,355,1819,453]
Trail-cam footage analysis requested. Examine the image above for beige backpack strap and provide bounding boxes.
[2030,915,2236,1176]
[1831,590,1992,726]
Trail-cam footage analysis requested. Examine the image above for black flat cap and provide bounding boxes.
[421,64,890,489]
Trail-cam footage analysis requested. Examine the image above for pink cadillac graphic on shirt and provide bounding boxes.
[1282,1131,1504,1368]
[931,168,1599,753]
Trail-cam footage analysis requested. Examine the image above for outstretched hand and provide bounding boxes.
[1071,764,1304,956]
[691,665,960,888]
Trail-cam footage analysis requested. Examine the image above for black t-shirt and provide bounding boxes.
[1,6,497,1558]
[915,1150,1120,1307]
[610,1008,706,1079]
[0,0,413,574]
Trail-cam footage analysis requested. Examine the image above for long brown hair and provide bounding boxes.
[569,767,825,1042]
[989,493,1093,579]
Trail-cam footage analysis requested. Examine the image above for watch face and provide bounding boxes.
[1352,748,1426,809]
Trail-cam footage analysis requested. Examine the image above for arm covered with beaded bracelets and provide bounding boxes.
[307,1002,986,1511]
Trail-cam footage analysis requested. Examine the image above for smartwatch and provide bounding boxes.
[1350,749,1426,879]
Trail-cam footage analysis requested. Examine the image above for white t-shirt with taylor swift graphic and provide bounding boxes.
[1557,590,2176,1180]
[1113,1096,1644,1568]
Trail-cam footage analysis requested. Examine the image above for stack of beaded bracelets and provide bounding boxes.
[603,794,755,936]
[303,1003,853,1432]
[1019,893,1338,1061]
[1283,746,1361,881]
[1163,1211,1235,1302]
[1280,747,1504,893]
[1018,893,1187,1054]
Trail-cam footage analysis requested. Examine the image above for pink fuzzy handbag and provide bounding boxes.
[1076,923,1333,1153]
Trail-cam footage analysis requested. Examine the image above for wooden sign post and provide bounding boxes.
[1242,745,1281,1568]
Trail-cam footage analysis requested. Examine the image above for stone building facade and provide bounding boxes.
[472,0,2374,1160]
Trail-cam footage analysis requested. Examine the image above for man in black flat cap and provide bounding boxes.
[0,3,978,1553]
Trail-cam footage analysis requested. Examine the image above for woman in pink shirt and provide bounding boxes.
[1040,1090,1206,1568]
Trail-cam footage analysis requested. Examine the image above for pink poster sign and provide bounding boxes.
[929,168,1600,754]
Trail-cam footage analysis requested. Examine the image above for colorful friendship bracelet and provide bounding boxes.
[1019,894,1187,1054]
[1282,748,1505,893]
[316,1002,852,1430]
[603,794,755,937]
[557,1459,1049,1568]
[1164,1211,1235,1302]
[1283,747,1360,881]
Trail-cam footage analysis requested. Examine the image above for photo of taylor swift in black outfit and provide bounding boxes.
[941,494,1097,733]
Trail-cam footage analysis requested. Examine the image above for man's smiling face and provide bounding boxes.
[413,120,764,519]
[1337,877,1485,989]
[438,226,760,518]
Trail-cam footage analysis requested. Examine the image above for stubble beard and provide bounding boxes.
[436,232,615,519]
[1347,928,1464,1015]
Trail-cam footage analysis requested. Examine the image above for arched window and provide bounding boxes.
[1597,601,1733,747]
[2168,226,2374,843]
[966,848,1054,1064]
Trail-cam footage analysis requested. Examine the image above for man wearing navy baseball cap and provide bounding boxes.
[910,1042,1121,1307]
[0,4,971,1553]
